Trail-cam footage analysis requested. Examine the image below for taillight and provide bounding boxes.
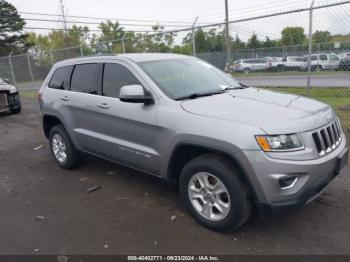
[37,90,43,101]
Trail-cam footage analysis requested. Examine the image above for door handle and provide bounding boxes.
[60,96,70,101]
[97,103,110,109]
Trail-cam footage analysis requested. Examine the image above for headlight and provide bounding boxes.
[9,86,17,94]
[255,134,304,152]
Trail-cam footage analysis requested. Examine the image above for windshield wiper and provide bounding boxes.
[223,84,248,90]
[175,90,226,101]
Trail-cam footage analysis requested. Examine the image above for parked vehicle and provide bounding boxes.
[339,53,350,71]
[267,56,307,71]
[310,53,340,71]
[232,58,267,73]
[39,54,348,232]
[0,78,21,114]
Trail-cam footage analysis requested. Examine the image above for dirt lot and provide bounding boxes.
[0,96,349,255]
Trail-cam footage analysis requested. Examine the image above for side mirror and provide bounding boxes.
[119,85,154,105]
[4,78,10,84]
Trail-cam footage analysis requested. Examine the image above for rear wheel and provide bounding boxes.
[243,68,251,74]
[179,154,252,232]
[314,65,322,72]
[276,64,286,72]
[49,125,80,169]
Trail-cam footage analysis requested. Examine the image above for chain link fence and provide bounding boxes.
[0,0,349,132]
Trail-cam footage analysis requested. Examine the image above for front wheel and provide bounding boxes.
[179,154,252,232]
[9,94,21,114]
[49,125,80,169]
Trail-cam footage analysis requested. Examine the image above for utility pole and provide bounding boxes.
[59,0,68,35]
[224,0,231,64]
[122,32,127,54]
[307,0,315,96]
[8,51,16,85]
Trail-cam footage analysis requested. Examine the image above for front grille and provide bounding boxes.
[0,93,8,108]
[312,120,343,156]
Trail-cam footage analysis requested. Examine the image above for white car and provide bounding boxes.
[231,58,267,74]
[0,78,21,114]
[310,53,340,71]
[267,56,307,71]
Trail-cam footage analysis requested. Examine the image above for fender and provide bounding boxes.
[162,134,264,202]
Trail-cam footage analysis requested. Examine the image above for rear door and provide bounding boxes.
[65,63,102,150]
[44,65,74,128]
[254,59,266,71]
[319,54,328,69]
[329,54,340,69]
[78,61,160,174]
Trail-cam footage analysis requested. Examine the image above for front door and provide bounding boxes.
[79,62,160,175]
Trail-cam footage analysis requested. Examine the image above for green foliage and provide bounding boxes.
[247,33,261,49]
[313,31,332,43]
[0,0,28,55]
[281,27,306,46]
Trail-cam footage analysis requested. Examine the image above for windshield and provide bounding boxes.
[139,58,241,100]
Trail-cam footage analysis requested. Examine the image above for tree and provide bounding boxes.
[232,34,245,51]
[94,20,125,53]
[281,27,306,46]
[263,36,279,48]
[0,0,28,55]
[313,31,332,43]
[247,33,261,49]
[194,29,209,53]
[27,25,91,55]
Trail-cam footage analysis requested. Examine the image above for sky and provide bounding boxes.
[7,0,350,40]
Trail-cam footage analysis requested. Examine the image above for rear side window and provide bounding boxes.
[70,64,98,94]
[48,66,73,90]
[320,54,328,61]
[330,55,339,61]
[256,59,265,64]
[311,55,317,61]
[103,63,141,98]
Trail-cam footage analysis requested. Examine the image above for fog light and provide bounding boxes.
[279,176,298,189]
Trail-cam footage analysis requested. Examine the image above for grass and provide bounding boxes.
[19,88,350,132]
[19,90,38,99]
[265,87,350,132]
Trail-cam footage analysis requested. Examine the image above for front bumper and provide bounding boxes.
[0,91,20,112]
[243,136,348,216]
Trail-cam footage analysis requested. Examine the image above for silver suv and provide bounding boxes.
[232,58,267,73]
[39,54,348,231]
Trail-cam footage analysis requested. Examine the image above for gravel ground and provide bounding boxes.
[0,97,349,255]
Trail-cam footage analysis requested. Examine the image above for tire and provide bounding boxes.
[9,95,21,114]
[49,125,80,169]
[243,68,250,74]
[315,65,322,72]
[10,105,21,114]
[179,154,252,232]
[276,64,285,72]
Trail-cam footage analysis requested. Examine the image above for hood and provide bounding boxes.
[0,83,16,93]
[181,88,334,134]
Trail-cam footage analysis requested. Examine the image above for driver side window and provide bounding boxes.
[103,63,141,98]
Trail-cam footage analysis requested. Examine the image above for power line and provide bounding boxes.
[178,0,310,24]
[22,17,195,28]
[18,11,199,25]
[23,26,152,33]
[196,0,309,23]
